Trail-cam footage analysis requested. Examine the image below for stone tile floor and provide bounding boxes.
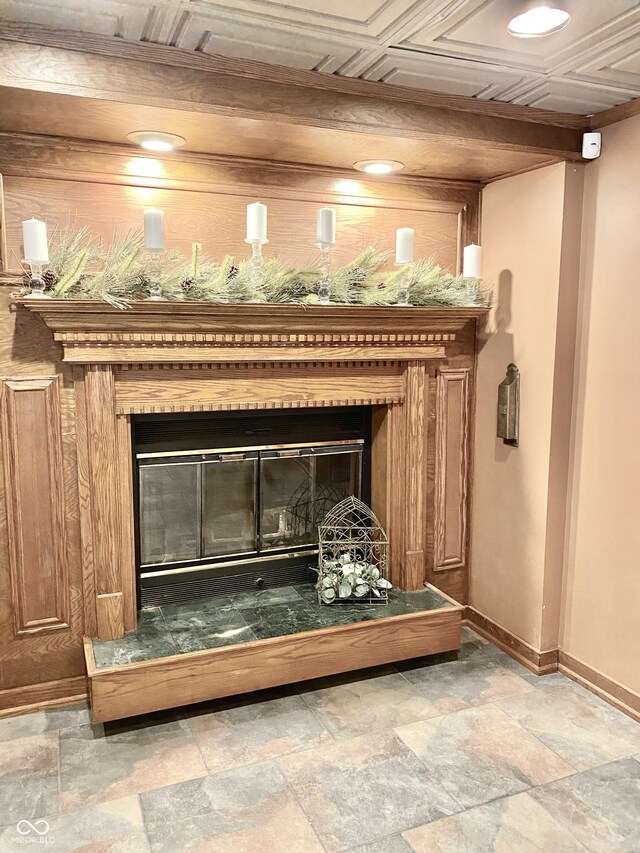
[91,585,453,668]
[1,626,639,852]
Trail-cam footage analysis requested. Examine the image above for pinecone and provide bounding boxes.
[181,276,196,292]
[42,269,58,290]
[350,266,367,287]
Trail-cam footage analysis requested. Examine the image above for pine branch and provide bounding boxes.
[51,250,90,296]
[25,229,491,308]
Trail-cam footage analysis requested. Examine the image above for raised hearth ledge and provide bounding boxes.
[16,300,488,364]
[84,584,462,723]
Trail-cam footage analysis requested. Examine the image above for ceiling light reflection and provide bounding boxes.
[126,158,163,178]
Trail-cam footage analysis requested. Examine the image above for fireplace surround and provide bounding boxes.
[17,299,484,649]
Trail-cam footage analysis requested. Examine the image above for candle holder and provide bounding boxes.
[394,262,412,306]
[245,239,268,302]
[316,241,333,305]
[145,250,163,301]
[22,261,51,299]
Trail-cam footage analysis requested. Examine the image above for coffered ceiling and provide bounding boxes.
[1,0,639,115]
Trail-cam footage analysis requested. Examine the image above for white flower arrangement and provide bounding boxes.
[317,552,392,604]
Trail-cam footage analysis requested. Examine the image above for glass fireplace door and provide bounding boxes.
[139,462,200,565]
[202,456,257,558]
[137,442,362,572]
[138,452,258,568]
[260,446,361,554]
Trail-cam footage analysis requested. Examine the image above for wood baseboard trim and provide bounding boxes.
[464,607,558,675]
[0,675,88,718]
[465,607,640,723]
[558,651,640,723]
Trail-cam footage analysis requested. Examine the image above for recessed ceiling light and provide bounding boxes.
[127,131,186,152]
[353,160,404,175]
[508,6,570,37]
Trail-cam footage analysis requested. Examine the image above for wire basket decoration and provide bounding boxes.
[317,496,391,605]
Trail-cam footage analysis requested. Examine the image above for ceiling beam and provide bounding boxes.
[591,96,640,129]
[0,22,585,161]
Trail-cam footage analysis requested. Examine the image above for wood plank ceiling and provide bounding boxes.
[1,0,639,114]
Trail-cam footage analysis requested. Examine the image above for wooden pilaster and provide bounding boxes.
[83,364,124,640]
[402,361,428,590]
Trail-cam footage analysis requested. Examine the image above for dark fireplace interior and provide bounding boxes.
[132,407,372,607]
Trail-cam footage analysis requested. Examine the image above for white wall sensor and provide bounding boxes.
[582,132,602,160]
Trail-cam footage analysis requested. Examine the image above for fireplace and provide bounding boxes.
[132,407,372,605]
[20,299,483,642]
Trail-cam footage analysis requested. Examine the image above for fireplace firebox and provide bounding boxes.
[132,408,371,606]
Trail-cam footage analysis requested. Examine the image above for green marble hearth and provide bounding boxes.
[91,584,453,669]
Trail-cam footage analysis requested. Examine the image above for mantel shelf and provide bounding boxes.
[16,299,488,365]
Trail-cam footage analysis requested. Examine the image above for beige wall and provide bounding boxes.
[561,113,640,695]
[471,162,583,650]
[473,116,640,702]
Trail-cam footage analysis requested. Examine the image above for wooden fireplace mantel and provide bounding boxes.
[15,299,487,642]
[17,300,487,364]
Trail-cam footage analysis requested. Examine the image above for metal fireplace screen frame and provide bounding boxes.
[136,440,364,579]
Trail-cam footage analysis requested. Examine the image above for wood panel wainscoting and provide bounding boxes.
[0,375,69,634]
[434,368,470,573]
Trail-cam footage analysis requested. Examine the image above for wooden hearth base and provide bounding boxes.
[84,599,462,723]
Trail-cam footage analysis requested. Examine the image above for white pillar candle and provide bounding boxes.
[144,208,165,251]
[463,243,482,278]
[246,202,267,243]
[22,218,49,263]
[395,227,414,264]
[316,208,336,245]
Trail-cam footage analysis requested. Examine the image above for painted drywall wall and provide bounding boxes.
[561,112,640,695]
[471,162,582,650]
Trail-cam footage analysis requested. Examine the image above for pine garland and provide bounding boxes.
[362,257,491,308]
[67,231,144,307]
[51,250,90,297]
[25,228,491,309]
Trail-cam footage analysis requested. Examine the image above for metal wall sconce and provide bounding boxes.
[497,363,520,446]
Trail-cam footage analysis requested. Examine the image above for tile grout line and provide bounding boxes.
[391,641,538,718]
[491,688,633,776]
[55,728,62,820]
[278,767,333,853]
[401,789,594,852]
[131,792,155,851]
[520,788,594,853]
[293,684,340,743]
[465,688,586,779]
